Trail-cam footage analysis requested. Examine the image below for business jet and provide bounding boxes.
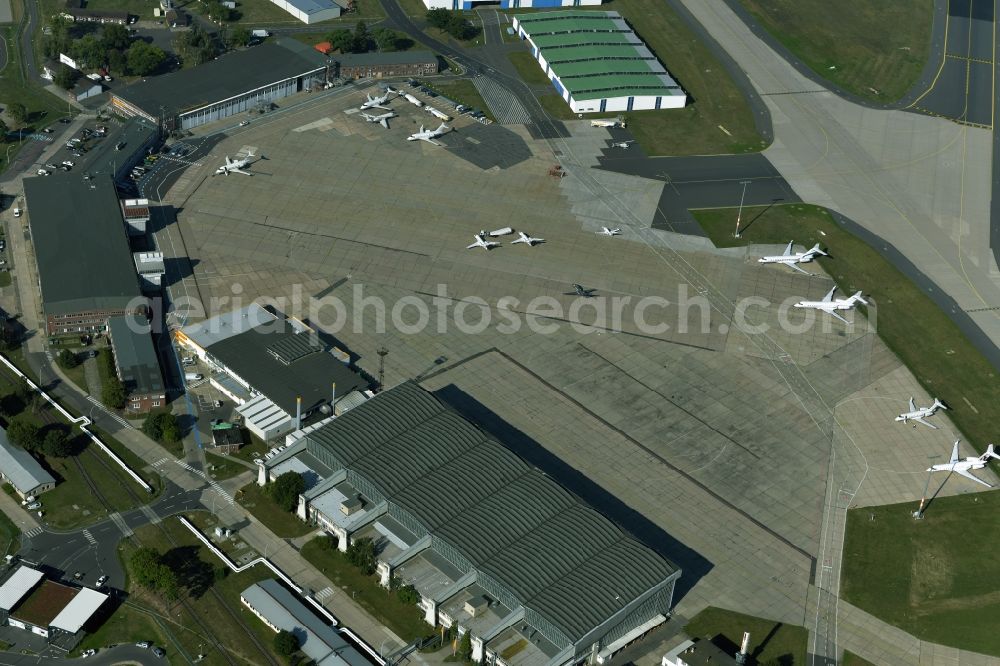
[927,440,1000,488]
[793,286,867,324]
[466,234,499,250]
[597,227,621,236]
[591,117,625,128]
[360,91,394,111]
[407,124,451,146]
[896,397,947,429]
[758,241,829,274]
[360,111,397,129]
[214,150,256,176]
[564,284,596,298]
[510,232,544,246]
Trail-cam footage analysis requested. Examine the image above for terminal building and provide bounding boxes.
[0,566,108,648]
[0,426,56,499]
[111,39,329,131]
[258,381,680,666]
[512,11,686,114]
[175,304,370,441]
[241,579,371,666]
[23,174,147,336]
[328,51,439,79]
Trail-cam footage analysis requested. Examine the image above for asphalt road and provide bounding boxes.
[0,645,161,665]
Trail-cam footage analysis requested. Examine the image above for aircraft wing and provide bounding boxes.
[786,262,810,275]
[913,417,938,430]
[783,241,794,256]
[827,310,849,324]
[420,137,443,146]
[232,168,252,176]
[466,242,480,249]
[949,440,960,464]
[956,468,993,488]
[372,104,391,111]
[379,118,390,129]
[822,286,837,302]
[908,397,916,412]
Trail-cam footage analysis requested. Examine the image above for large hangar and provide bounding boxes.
[110,39,328,131]
[263,381,679,666]
[512,11,686,114]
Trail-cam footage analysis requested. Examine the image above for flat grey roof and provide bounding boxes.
[304,382,677,646]
[241,579,369,666]
[206,320,368,416]
[108,315,164,396]
[285,0,341,17]
[23,174,142,317]
[115,39,327,117]
[0,428,55,494]
[180,303,274,351]
[0,567,43,611]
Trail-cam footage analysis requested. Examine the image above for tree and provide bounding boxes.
[269,471,305,512]
[174,26,217,67]
[425,8,452,30]
[7,102,27,128]
[53,63,79,90]
[127,41,165,76]
[345,536,376,575]
[142,412,179,443]
[57,348,80,369]
[101,23,132,51]
[352,20,370,52]
[326,28,355,54]
[130,547,178,599]
[7,419,40,452]
[42,428,73,457]
[425,9,476,40]
[229,27,252,48]
[397,583,419,605]
[457,630,472,661]
[0,118,7,141]
[107,49,127,76]
[102,376,126,410]
[273,630,299,656]
[372,28,398,52]
[71,34,106,70]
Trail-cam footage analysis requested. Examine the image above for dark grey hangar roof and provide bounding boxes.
[23,175,142,317]
[114,39,327,117]
[108,315,164,396]
[305,381,678,645]
[205,320,367,415]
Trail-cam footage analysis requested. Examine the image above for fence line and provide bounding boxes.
[0,354,153,493]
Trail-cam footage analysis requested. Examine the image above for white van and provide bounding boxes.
[185,372,203,381]
[12,208,20,218]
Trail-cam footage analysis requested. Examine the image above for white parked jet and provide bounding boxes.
[793,286,867,324]
[360,91,394,111]
[927,440,1000,488]
[407,124,450,146]
[360,111,397,129]
[511,231,544,246]
[466,234,499,250]
[597,227,621,236]
[896,397,948,429]
[215,150,256,176]
[591,117,625,128]
[758,241,829,274]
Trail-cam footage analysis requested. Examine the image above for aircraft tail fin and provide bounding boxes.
[810,243,829,256]
[983,444,1000,461]
[850,291,868,306]
[932,398,947,411]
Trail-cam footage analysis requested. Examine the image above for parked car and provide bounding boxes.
[239,120,250,127]
[0,240,7,250]
[253,458,264,465]
[96,575,108,586]
[42,128,53,133]
[81,649,96,658]
[11,209,20,218]
[44,163,58,169]
[135,641,151,649]
[26,502,39,509]
[62,160,75,167]
[36,169,49,176]
[152,647,165,658]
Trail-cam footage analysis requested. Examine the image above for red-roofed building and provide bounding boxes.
[314,42,332,54]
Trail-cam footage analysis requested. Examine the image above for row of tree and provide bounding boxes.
[6,419,75,457]
[130,547,180,600]
[324,21,407,54]
[100,347,128,410]
[425,9,478,41]
[44,21,167,80]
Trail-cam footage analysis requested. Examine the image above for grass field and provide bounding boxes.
[204,451,253,482]
[842,493,1000,656]
[738,0,933,102]
[538,94,574,121]
[842,651,876,666]
[694,204,1000,448]
[301,536,432,642]
[78,517,286,665]
[506,52,549,86]
[684,607,808,665]
[237,482,313,538]
[509,0,763,155]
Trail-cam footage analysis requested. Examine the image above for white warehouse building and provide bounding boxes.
[512,10,686,114]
